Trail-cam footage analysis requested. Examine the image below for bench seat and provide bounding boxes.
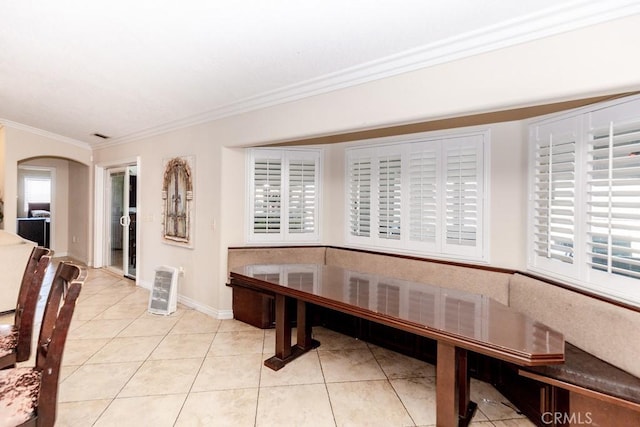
[520,343,640,408]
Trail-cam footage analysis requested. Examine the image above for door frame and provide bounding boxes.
[93,156,141,283]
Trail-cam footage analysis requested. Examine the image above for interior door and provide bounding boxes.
[107,165,137,279]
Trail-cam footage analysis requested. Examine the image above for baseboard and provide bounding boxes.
[138,278,232,319]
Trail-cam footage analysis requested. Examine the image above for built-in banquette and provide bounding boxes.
[228,246,640,426]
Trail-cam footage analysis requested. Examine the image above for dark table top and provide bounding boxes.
[230,263,565,366]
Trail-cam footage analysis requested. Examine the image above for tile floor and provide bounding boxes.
[2,263,535,426]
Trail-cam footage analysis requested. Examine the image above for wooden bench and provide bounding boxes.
[516,343,640,426]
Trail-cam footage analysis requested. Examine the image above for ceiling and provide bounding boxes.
[1,1,638,148]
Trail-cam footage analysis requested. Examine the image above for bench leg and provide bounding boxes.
[540,385,570,426]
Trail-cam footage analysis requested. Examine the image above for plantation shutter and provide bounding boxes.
[253,157,282,234]
[288,159,316,234]
[409,144,438,243]
[349,155,372,237]
[586,121,640,279]
[532,125,577,265]
[378,154,402,240]
[444,139,482,253]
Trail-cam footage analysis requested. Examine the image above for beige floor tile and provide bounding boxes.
[86,335,163,364]
[56,399,112,427]
[491,419,536,426]
[117,316,179,337]
[175,389,259,427]
[59,365,81,383]
[391,377,437,426]
[260,350,325,387]
[372,345,436,379]
[319,348,386,383]
[471,378,526,421]
[93,303,148,320]
[118,358,202,397]
[312,326,369,351]
[217,318,262,332]
[328,380,414,427]
[149,333,214,360]
[62,338,110,366]
[69,318,133,339]
[58,361,142,402]
[71,303,111,321]
[256,383,335,427]
[94,394,186,427]
[169,310,221,334]
[117,288,152,305]
[191,353,263,391]
[208,330,265,357]
[82,292,128,306]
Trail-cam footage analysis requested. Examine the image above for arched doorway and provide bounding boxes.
[16,156,90,264]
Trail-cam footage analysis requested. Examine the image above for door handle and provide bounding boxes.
[120,216,131,227]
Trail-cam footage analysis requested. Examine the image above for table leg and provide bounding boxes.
[264,295,319,371]
[436,341,477,427]
[296,299,315,351]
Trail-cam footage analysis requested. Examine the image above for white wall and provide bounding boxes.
[1,125,92,259]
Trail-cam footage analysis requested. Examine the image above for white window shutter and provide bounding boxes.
[378,154,402,240]
[253,157,282,234]
[348,155,372,237]
[288,159,316,234]
[532,125,577,266]
[586,121,640,280]
[409,144,438,244]
[249,148,321,242]
[443,138,483,256]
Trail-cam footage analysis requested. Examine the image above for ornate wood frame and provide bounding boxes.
[161,156,194,247]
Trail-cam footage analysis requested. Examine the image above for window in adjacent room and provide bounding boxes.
[528,94,640,304]
[247,148,321,243]
[23,174,51,213]
[346,130,489,262]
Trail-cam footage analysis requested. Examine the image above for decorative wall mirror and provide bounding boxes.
[162,156,194,247]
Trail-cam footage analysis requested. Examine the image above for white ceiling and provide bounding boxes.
[1,0,638,148]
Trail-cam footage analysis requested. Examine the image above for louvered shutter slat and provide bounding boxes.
[586,121,640,279]
[253,158,281,234]
[349,157,372,237]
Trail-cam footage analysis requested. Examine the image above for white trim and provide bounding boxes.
[90,0,640,149]
[0,119,91,150]
[93,156,141,287]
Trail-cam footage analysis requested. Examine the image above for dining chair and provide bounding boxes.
[0,247,52,369]
[0,261,85,427]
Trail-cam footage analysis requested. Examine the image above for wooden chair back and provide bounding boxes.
[13,246,52,362]
[34,262,85,427]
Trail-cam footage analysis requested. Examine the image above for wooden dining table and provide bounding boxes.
[229,263,564,427]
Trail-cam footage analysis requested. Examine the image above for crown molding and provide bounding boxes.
[0,119,92,150]
[89,0,640,149]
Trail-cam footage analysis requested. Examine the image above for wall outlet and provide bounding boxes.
[178,266,185,276]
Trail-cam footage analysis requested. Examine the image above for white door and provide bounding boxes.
[106,165,137,278]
